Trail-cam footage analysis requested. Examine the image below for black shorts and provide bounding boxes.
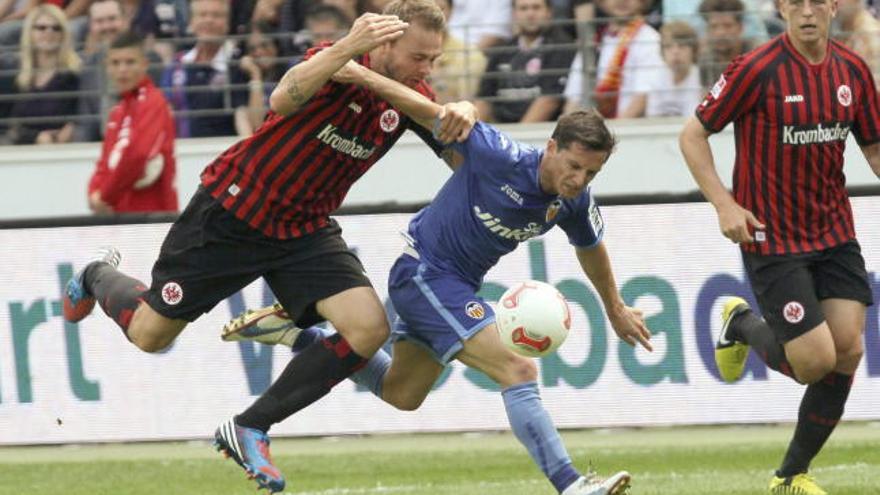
[143,187,371,324]
[742,240,873,342]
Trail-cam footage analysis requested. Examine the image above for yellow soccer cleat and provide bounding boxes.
[715,297,751,382]
[221,303,301,347]
[769,473,827,495]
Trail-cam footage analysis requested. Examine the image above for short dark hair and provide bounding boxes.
[698,0,745,24]
[383,0,445,32]
[513,0,552,9]
[551,109,617,155]
[305,4,352,29]
[109,30,145,51]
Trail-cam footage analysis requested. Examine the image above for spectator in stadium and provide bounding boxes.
[224,59,648,495]
[644,20,703,117]
[679,0,880,493]
[834,0,880,85]
[430,0,485,103]
[323,0,358,23]
[288,5,352,63]
[447,0,511,50]
[662,0,772,42]
[234,21,288,137]
[475,0,575,123]
[1,4,81,145]
[59,3,478,492]
[76,0,162,142]
[697,0,755,88]
[563,0,663,118]
[87,31,177,214]
[0,0,94,48]
[160,0,246,138]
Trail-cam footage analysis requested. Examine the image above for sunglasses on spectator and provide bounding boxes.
[34,24,63,32]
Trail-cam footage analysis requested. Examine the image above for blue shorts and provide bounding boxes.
[388,253,495,364]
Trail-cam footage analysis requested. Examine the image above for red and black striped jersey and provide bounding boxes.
[201,47,442,239]
[697,34,880,255]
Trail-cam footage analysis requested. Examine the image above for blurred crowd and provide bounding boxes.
[0,0,878,145]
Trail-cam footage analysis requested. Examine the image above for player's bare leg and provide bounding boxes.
[770,299,864,494]
[379,340,444,411]
[456,325,630,495]
[63,247,187,352]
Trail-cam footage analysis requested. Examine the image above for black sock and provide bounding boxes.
[84,262,148,336]
[778,372,853,477]
[732,310,796,380]
[236,333,368,432]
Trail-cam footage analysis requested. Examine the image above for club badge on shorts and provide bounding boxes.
[162,281,183,305]
[380,109,400,133]
[783,301,805,324]
[465,301,485,319]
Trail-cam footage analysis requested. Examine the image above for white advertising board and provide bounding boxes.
[2,200,880,445]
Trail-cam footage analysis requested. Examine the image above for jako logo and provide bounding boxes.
[784,94,804,103]
[473,205,543,241]
[316,124,376,159]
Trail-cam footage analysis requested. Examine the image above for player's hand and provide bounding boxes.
[609,305,653,352]
[331,59,368,85]
[88,191,113,215]
[434,101,477,143]
[717,201,765,244]
[336,13,408,56]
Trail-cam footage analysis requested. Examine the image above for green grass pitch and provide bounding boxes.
[2,423,879,494]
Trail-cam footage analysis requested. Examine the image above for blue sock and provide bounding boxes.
[292,326,390,398]
[503,382,581,494]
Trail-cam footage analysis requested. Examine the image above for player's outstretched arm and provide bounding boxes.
[270,13,408,116]
[332,60,476,143]
[679,115,764,244]
[574,243,652,351]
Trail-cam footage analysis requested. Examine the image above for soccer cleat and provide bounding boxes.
[221,303,302,347]
[715,297,751,382]
[769,473,827,494]
[561,471,632,495]
[214,417,285,493]
[62,247,122,323]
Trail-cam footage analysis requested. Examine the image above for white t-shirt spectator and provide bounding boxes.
[448,0,511,48]
[645,65,704,117]
[564,23,663,115]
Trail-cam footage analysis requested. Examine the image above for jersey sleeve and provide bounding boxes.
[450,122,527,173]
[556,189,604,248]
[853,61,880,146]
[695,54,764,133]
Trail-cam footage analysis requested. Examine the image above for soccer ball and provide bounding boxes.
[496,281,571,358]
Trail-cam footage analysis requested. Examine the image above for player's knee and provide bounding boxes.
[129,331,174,353]
[835,343,864,372]
[793,356,836,384]
[384,388,427,411]
[504,355,538,386]
[339,316,390,356]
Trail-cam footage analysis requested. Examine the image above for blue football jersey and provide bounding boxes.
[407,122,604,286]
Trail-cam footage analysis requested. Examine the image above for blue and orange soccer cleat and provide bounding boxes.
[62,247,121,323]
[214,417,285,493]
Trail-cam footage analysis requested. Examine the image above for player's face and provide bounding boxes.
[380,23,443,88]
[541,141,608,199]
[779,0,837,45]
[106,47,149,94]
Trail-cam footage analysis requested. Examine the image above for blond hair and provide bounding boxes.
[17,4,82,90]
[383,0,445,32]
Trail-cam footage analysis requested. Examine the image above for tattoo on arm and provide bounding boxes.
[285,76,306,107]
